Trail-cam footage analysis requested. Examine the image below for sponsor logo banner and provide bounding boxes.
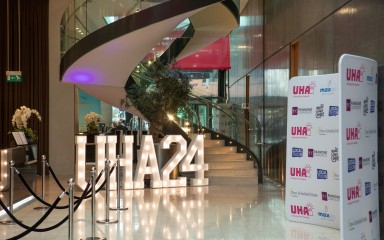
[308,148,327,158]
[289,189,318,198]
[348,158,355,172]
[317,169,328,180]
[321,192,340,202]
[317,205,336,221]
[331,147,339,162]
[363,97,368,116]
[365,182,371,196]
[292,147,303,158]
[346,99,362,111]
[370,100,375,113]
[329,106,338,116]
[347,217,367,231]
[319,80,336,95]
[316,104,325,118]
[292,107,313,115]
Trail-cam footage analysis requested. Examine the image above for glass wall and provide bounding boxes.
[230,0,384,182]
[229,0,384,232]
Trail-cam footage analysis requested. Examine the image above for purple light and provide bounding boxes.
[63,68,101,84]
[73,73,92,82]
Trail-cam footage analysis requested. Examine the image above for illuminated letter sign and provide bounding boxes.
[75,134,208,190]
[160,135,187,187]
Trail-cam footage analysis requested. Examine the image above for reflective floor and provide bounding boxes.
[0,177,340,240]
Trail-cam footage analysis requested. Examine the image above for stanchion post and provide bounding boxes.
[34,155,49,211]
[110,155,128,211]
[68,178,74,240]
[42,155,46,198]
[97,159,118,224]
[0,160,17,225]
[81,167,106,240]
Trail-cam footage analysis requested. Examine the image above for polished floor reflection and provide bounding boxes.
[0,177,340,239]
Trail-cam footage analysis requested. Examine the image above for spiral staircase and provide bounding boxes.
[60,0,262,184]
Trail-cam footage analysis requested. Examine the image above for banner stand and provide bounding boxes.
[285,54,379,240]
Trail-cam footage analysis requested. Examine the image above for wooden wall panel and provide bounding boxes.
[0,0,49,174]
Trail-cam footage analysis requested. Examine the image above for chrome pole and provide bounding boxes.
[110,155,128,211]
[34,155,49,211]
[97,159,118,224]
[68,178,74,240]
[81,167,106,240]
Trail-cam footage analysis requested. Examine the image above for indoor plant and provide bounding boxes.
[11,106,42,143]
[84,111,102,134]
[121,60,192,142]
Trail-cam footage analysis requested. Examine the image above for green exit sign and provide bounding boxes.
[6,71,22,82]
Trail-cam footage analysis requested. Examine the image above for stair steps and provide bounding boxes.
[191,133,259,185]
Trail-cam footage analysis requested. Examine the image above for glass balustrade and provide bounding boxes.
[61,0,170,55]
[60,0,240,57]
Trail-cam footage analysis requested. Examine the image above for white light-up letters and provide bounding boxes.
[95,136,107,190]
[75,136,87,190]
[160,135,187,187]
[0,150,9,191]
[75,134,208,189]
[134,135,162,189]
[121,135,134,189]
[106,136,117,190]
[180,135,208,186]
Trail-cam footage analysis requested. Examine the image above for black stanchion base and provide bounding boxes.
[96,219,118,224]
[33,206,50,211]
[80,237,107,240]
[0,220,18,225]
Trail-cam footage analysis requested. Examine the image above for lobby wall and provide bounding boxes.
[49,0,75,177]
[0,0,49,175]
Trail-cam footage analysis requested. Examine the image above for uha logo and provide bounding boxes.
[290,203,314,216]
[291,123,312,137]
[292,81,316,96]
[346,123,361,144]
[290,164,311,179]
[347,179,362,202]
[346,65,365,85]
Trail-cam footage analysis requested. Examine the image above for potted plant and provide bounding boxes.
[11,106,42,143]
[84,111,102,134]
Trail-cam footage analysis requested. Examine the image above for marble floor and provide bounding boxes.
[0,176,340,240]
